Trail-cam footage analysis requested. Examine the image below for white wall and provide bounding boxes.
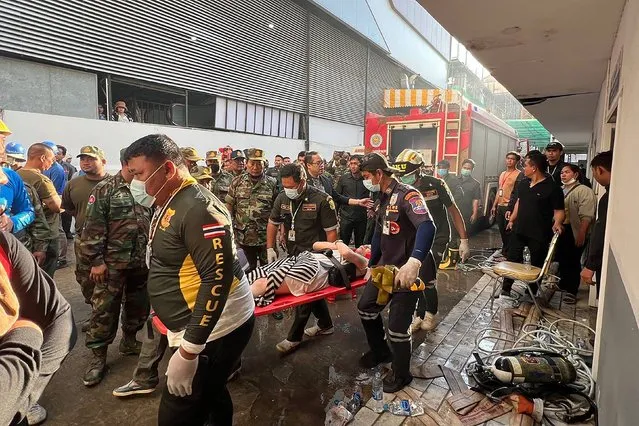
[309,116,363,157]
[367,0,449,88]
[4,110,305,170]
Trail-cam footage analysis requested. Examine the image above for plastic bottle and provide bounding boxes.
[385,399,425,416]
[372,371,384,413]
[523,246,531,269]
[345,385,362,414]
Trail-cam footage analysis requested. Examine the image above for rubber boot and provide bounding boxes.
[119,333,143,356]
[83,347,108,387]
[385,341,413,393]
[438,248,460,270]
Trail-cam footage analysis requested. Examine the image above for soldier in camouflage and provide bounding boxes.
[18,182,52,264]
[207,150,234,201]
[229,149,246,177]
[191,166,214,191]
[180,147,203,174]
[331,152,350,187]
[78,150,151,387]
[226,148,278,271]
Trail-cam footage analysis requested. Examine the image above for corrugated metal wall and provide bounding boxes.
[1,0,421,127]
[0,0,308,113]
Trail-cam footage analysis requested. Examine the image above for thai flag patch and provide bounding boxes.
[202,223,226,239]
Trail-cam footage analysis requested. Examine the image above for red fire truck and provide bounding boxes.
[364,89,519,227]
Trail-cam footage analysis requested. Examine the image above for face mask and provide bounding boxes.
[400,173,417,185]
[563,178,577,186]
[130,163,168,208]
[284,183,304,200]
[438,169,448,177]
[461,169,472,177]
[363,179,380,192]
[210,164,220,173]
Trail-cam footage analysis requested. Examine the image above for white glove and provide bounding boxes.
[395,257,422,289]
[459,239,470,262]
[166,349,199,397]
[267,248,278,264]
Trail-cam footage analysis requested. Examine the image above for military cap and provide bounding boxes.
[77,145,106,160]
[231,149,246,160]
[247,148,266,162]
[191,166,214,181]
[360,152,400,173]
[180,147,203,161]
[206,150,220,161]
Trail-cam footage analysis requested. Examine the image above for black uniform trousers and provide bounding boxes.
[555,226,585,296]
[158,316,254,426]
[287,300,333,342]
[496,205,511,254]
[415,238,446,318]
[239,244,267,272]
[340,217,367,247]
[358,256,436,379]
[502,233,550,294]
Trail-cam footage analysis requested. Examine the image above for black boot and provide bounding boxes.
[385,341,413,392]
[83,347,108,387]
[383,371,413,393]
[359,350,393,369]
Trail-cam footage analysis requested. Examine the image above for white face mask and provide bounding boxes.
[363,179,380,193]
[562,178,577,186]
[284,182,304,200]
[130,162,169,208]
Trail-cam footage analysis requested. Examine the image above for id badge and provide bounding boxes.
[498,188,504,197]
[382,221,390,235]
[288,229,296,241]
[145,245,152,269]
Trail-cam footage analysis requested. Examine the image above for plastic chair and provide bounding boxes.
[489,233,560,312]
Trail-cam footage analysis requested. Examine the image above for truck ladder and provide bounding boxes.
[443,100,462,173]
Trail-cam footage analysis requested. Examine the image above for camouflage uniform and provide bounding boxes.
[225,172,277,270]
[332,163,349,187]
[192,166,214,191]
[16,182,52,253]
[211,170,234,201]
[79,171,151,349]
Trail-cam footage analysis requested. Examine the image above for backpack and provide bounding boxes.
[318,250,357,289]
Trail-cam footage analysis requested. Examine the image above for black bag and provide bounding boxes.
[320,250,356,289]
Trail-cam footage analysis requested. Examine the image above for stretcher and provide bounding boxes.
[151,278,368,334]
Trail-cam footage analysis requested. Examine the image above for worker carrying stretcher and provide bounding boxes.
[356,153,437,393]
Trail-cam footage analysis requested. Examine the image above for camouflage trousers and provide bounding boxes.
[86,267,150,349]
[74,238,94,305]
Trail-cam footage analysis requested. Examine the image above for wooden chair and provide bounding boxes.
[489,233,560,312]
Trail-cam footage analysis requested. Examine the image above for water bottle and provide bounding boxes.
[385,399,425,417]
[523,246,531,269]
[345,385,362,414]
[372,371,384,413]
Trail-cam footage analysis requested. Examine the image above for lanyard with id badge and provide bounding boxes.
[288,200,304,242]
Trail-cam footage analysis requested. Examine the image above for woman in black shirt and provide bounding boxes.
[503,151,565,296]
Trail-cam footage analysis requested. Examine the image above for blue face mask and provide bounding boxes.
[437,169,448,177]
[460,169,472,177]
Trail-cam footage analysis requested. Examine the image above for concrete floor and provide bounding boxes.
[40,228,502,426]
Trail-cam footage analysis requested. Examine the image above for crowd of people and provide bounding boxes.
[0,113,612,425]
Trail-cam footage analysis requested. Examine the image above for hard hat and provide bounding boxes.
[41,140,58,153]
[393,149,424,175]
[5,142,26,161]
[0,119,11,135]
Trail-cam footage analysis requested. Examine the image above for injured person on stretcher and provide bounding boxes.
[249,241,369,306]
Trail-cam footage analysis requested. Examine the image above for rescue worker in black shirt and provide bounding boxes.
[266,163,339,354]
[436,159,465,268]
[545,141,567,187]
[394,149,470,332]
[124,134,254,426]
[458,159,482,234]
[335,155,369,246]
[357,153,436,393]
[503,150,565,297]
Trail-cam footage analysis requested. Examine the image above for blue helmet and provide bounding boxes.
[5,141,26,160]
[41,140,58,153]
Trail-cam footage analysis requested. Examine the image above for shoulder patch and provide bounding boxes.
[407,194,428,215]
[328,199,336,211]
[88,194,95,205]
[404,191,421,201]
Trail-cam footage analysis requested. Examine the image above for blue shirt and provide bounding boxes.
[43,162,66,195]
[0,168,35,233]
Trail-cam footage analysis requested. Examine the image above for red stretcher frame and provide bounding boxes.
[152,278,368,335]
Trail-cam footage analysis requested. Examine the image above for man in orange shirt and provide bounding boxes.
[491,151,522,256]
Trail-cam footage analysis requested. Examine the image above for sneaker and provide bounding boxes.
[383,373,413,393]
[358,350,393,369]
[304,325,334,337]
[119,335,143,356]
[27,403,47,425]
[83,348,108,387]
[410,316,423,333]
[421,312,438,331]
[112,380,155,397]
[276,339,300,354]
[227,360,242,382]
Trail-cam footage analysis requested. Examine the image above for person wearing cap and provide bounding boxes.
[207,151,235,201]
[266,163,339,354]
[226,148,278,272]
[458,159,482,233]
[393,149,469,332]
[545,140,566,187]
[491,151,523,256]
[180,147,203,174]
[112,100,134,122]
[78,148,151,387]
[61,146,109,309]
[191,166,215,191]
[18,144,62,277]
[228,149,246,177]
[357,153,436,392]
